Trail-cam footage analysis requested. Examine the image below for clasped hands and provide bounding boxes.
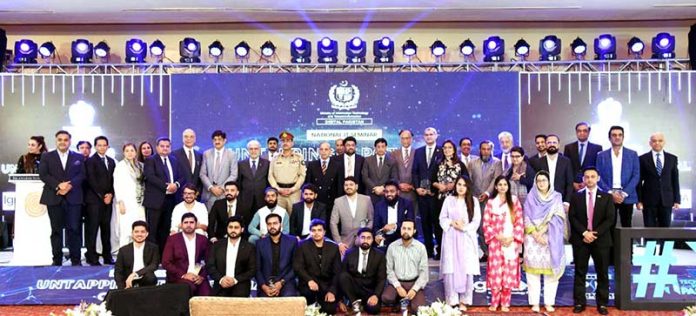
[182,272,203,285]
[496,234,514,247]
[57,181,73,195]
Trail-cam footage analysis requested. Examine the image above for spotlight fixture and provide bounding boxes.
[38,41,56,60]
[570,37,587,60]
[290,37,311,63]
[430,40,446,58]
[208,40,225,61]
[514,39,530,60]
[124,39,145,63]
[94,41,110,60]
[14,39,38,64]
[402,39,417,58]
[317,37,338,63]
[652,32,676,59]
[234,41,249,59]
[179,37,201,63]
[71,39,93,64]
[149,39,165,62]
[345,37,366,64]
[539,35,561,61]
[483,36,505,62]
[373,37,395,63]
[594,34,616,60]
[627,37,644,58]
[459,39,476,58]
[260,41,276,58]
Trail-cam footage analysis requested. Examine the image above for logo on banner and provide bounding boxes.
[633,241,681,298]
[309,80,381,141]
[329,80,360,110]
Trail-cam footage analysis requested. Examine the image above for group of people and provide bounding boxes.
[21,121,679,314]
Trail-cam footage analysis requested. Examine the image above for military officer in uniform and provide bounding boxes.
[269,131,306,214]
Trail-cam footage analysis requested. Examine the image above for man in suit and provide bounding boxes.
[527,134,547,171]
[538,135,575,204]
[330,176,374,256]
[459,137,478,166]
[208,181,248,242]
[293,219,341,314]
[568,167,615,315]
[114,221,160,289]
[39,130,86,266]
[200,130,238,210]
[467,140,502,259]
[305,142,339,212]
[206,216,257,297]
[262,136,279,161]
[289,184,328,239]
[637,132,680,227]
[173,128,203,198]
[564,122,603,190]
[596,125,640,228]
[84,135,116,265]
[77,140,92,160]
[143,137,184,250]
[362,138,398,204]
[391,130,417,211]
[237,140,270,217]
[268,131,306,213]
[161,212,211,296]
[255,213,299,297]
[340,228,387,315]
[495,131,514,173]
[411,127,443,258]
[332,136,365,195]
[373,180,415,248]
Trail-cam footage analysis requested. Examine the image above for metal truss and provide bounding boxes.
[3,58,692,75]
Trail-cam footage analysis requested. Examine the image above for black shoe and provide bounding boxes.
[479,254,488,262]
[52,261,62,266]
[71,261,83,266]
[103,258,115,265]
[433,253,441,261]
[572,305,585,313]
[598,306,609,315]
[87,260,102,266]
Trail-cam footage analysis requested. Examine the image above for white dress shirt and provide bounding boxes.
[132,243,145,274]
[347,195,358,218]
[301,203,313,236]
[357,248,370,273]
[547,154,559,190]
[184,234,197,273]
[171,201,209,236]
[225,238,240,279]
[59,150,69,170]
[611,147,624,189]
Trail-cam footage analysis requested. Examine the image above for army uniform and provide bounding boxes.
[268,132,306,213]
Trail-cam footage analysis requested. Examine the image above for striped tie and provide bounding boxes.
[321,160,327,175]
[656,153,663,176]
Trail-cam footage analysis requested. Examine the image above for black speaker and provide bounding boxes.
[0,28,6,72]
[689,23,695,70]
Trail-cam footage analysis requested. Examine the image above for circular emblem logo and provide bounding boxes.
[25,192,47,217]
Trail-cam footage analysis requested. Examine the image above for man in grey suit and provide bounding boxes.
[200,130,238,210]
[362,138,398,204]
[330,176,374,256]
[237,140,270,215]
[391,130,417,209]
[468,140,503,259]
[459,137,479,166]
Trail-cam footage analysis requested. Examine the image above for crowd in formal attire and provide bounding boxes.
[19,122,681,315]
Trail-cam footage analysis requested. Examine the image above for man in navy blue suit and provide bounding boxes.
[255,213,299,297]
[411,127,443,258]
[373,180,415,248]
[39,130,86,266]
[637,132,680,228]
[84,135,116,265]
[143,137,185,250]
[563,122,603,190]
[172,128,203,198]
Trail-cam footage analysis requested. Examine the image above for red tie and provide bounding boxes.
[587,191,595,231]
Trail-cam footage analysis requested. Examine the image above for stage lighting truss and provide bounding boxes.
[180,37,201,63]
[373,37,395,63]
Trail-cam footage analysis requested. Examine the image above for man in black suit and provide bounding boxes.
[39,130,86,266]
[331,136,365,195]
[637,132,680,227]
[373,180,415,248]
[114,221,160,289]
[143,137,184,250]
[339,228,387,315]
[173,128,203,197]
[305,142,339,212]
[411,127,443,258]
[289,184,328,239]
[208,181,248,242]
[237,140,270,215]
[207,216,257,297]
[293,219,341,314]
[537,134,575,204]
[84,136,116,265]
[527,134,547,171]
[563,122,603,190]
[568,167,615,315]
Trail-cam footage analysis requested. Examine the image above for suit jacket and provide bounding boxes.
[208,199,251,241]
[293,239,341,294]
[528,154,544,172]
[564,141,603,183]
[173,147,203,192]
[331,153,365,195]
[114,242,160,289]
[206,238,257,295]
[142,154,185,209]
[361,154,398,200]
[373,197,415,245]
[459,153,479,166]
[411,146,443,190]
[255,233,297,286]
[568,189,616,248]
[638,151,680,207]
[200,148,239,203]
[84,154,116,204]
[289,201,328,237]
[237,158,270,212]
[538,155,575,203]
[391,147,416,186]
[341,247,387,297]
[161,233,209,283]
[262,151,278,161]
[330,194,374,244]
[467,157,503,197]
[596,147,641,204]
[38,150,86,206]
[304,159,339,208]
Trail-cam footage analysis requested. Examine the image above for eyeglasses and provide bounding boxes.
[511,155,523,159]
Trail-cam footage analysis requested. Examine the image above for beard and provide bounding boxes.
[303,197,315,204]
[547,146,559,155]
[401,233,413,241]
[225,194,236,201]
[265,201,277,209]
[268,228,280,236]
[386,197,398,206]
[359,242,371,250]
[227,232,239,239]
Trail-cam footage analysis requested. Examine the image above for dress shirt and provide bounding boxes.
[402,147,411,162]
[357,248,370,273]
[249,158,259,169]
[301,203,313,236]
[171,201,209,236]
[460,154,472,165]
[184,234,197,273]
[386,202,398,234]
[347,195,358,218]
[386,239,429,291]
[652,150,664,169]
[611,147,624,189]
[547,154,559,190]
[225,238,240,279]
[254,206,288,235]
[132,243,145,274]
[59,150,69,170]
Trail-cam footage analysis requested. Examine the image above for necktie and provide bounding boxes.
[587,191,594,231]
[361,251,368,274]
[227,203,234,217]
[321,160,327,175]
[347,156,354,176]
[214,151,220,174]
[103,157,109,170]
[426,147,432,168]
[252,160,257,176]
[503,154,510,171]
[579,143,586,166]
[656,153,663,176]
[378,156,383,170]
[163,157,173,183]
[187,150,194,173]
[404,149,410,167]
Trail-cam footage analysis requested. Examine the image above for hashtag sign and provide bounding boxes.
[632,241,681,298]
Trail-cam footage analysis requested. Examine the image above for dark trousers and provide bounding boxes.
[339,272,382,314]
[643,205,672,227]
[134,273,158,288]
[47,201,82,264]
[299,284,338,315]
[382,281,426,314]
[614,203,634,228]
[215,282,251,297]
[572,243,610,307]
[417,194,438,257]
[85,202,113,263]
[146,195,176,251]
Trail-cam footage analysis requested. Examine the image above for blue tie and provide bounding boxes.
[579,143,586,166]
[656,153,663,176]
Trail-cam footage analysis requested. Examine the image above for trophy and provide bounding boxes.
[352,299,362,315]
[400,298,410,316]
[419,179,432,195]
[359,218,370,228]
[267,277,276,289]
